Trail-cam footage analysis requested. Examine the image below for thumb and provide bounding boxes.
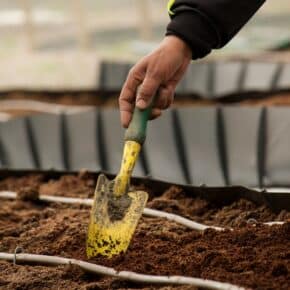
[136,75,160,109]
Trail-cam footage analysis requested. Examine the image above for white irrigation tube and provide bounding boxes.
[0,191,285,230]
[253,187,290,193]
[0,191,223,231]
[0,252,244,290]
[264,221,285,226]
[0,100,93,114]
[144,207,223,231]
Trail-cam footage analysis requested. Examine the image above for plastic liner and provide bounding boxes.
[3,107,290,188]
[0,252,244,290]
[0,169,289,212]
[99,60,290,97]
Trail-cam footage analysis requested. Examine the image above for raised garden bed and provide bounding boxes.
[2,90,290,109]
[1,60,290,119]
[0,171,289,289]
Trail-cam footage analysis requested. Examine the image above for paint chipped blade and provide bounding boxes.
[86,174,148,258]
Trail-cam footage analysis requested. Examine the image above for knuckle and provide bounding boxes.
[138,90,151,101]
[119,99,132,110]
[128,67,143,82]
[118,98,125,105]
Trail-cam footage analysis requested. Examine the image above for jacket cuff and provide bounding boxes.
[166,11,219,59]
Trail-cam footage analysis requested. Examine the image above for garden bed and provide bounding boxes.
[0,171,289,289]
[0,90,290,117]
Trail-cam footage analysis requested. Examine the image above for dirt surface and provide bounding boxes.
[0,91,104,106]
[0,173,288,227]
[0,173,289,289]
[2,91,290,118]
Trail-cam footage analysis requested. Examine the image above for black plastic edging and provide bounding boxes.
[0,136,7,167]
[99,60,290,98]
[97,110,107,171]
[60,113,70,170]
[207,62,215,98]
[172,109,191,184]
[270,62,284,90]
[216,108,229,185]
[25,117,40,169]
[257,108,267,188]
[3,107,290,187]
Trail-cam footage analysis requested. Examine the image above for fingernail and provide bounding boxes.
[136,99,147,109]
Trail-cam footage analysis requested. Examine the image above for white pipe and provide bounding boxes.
[252,187,290,193]
[0,191,284,231]
[0,252,244,290]
[0,191,223,231]
[0,191,285,230]
[144,207,223,231]
[40,194,93,206]
[264,221,285,226]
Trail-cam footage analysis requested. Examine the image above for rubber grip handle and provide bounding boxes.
[124,104,152,144]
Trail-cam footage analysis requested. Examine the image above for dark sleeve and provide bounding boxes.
[166,0,265,59]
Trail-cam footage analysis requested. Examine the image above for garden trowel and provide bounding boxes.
[86,102,152,258]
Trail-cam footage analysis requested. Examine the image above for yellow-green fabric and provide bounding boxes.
[167,0,175,15]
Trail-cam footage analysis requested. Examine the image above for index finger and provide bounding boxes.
[119,66,145,127]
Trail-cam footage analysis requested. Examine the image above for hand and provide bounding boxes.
[119,35,192,128]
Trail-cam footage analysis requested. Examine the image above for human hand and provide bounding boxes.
[119,35,192,128]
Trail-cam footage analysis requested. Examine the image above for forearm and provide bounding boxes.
[166,0,266,59]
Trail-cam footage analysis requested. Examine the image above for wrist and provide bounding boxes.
[163,35,192,59]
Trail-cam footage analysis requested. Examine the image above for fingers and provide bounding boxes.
[136,75,174,113]
[119,99,134,129]
[119,63,146,127]
[154,86,174,110]
[136,75,160,109]
[149,108,162,120]
[120,73,175,127]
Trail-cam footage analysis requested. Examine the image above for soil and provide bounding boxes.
[0,173,288,227]
[0,173,289,289]
[2,91,290,118]
[0,91,104,106]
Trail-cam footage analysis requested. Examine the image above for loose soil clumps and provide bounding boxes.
[0,173,289,289]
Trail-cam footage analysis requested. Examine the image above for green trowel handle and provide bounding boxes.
[124,104,153,145]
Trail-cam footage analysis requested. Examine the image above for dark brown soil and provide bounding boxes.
[0,173,289,289]
[0,173,288,227]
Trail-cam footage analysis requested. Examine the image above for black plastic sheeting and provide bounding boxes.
[99,61,290,97]
[1,107,290,188]
[0,169,289,212]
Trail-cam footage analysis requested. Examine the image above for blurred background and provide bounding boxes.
[0,1,290,186]
[0,0,289,89]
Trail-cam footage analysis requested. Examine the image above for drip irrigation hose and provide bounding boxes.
[0,191,222,231]
[0,191,285,230]
[0,252,244,290]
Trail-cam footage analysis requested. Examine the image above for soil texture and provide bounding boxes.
[0,173,289,289]
[0,173,288,227]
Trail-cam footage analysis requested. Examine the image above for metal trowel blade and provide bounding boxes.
[86,174,148,258]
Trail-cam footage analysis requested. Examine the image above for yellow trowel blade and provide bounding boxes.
[86,174,148,258]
